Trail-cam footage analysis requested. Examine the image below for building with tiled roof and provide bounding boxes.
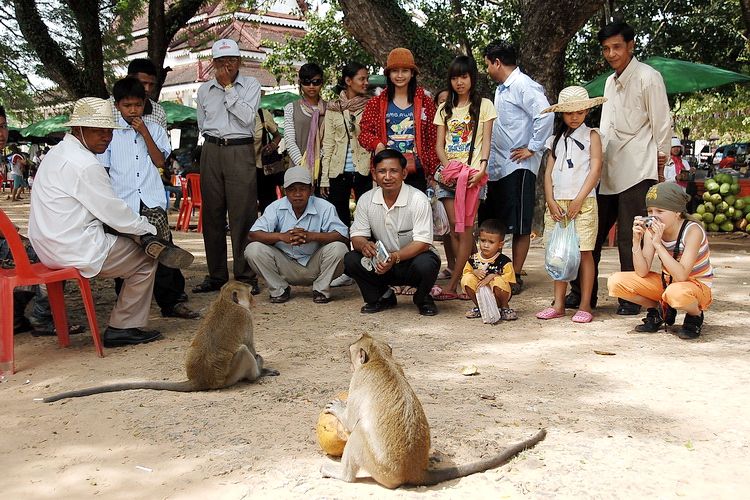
[125,0,306,107]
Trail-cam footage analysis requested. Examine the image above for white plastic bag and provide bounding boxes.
[545,219,581,282]
[477,285,501,324]
[432,199,450,236]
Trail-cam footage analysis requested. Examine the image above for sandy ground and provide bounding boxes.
[1,195,749,500]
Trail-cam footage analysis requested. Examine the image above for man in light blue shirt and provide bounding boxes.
[100,77,199,320]
[246,167,349,304]
[483,40,553,294]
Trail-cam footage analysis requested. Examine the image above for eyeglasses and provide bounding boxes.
[301,78,324,86]
[348,114,357,133]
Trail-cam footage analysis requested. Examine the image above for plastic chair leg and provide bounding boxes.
[0,283,16,375]
[76,277,104,357]
[46,281,70,348]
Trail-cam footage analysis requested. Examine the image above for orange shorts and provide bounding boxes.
[607,271,712,311]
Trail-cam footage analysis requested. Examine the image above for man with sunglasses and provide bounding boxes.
[194,38,262,294]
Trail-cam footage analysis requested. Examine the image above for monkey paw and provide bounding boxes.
[325,399,347,418]
[262,368,280,377]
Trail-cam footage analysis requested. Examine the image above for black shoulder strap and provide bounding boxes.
[660,219,690,290]
[467,116,478,166]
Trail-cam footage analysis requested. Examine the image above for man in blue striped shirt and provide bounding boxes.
[99,77,199,319]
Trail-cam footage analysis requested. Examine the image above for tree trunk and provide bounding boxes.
[338,0,454,91]
[149,0,207,99]
[740,0,750,42]
[517,0,605,233]
[14,0,108,98]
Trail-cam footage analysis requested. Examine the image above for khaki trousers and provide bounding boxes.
[244,241,347,298]
[97,237,157,328]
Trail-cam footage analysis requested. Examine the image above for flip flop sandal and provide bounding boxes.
[572,310,594,323]
[390,286,404,295]
[401,286,417,296]
[501,308,518,321]
[433,291,459,301]
[535,307,565,320]
[465,307,481,319]
[457,293,471,301]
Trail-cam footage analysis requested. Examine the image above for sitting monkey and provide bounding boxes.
[321,333,546,488]
[43,281,277,402]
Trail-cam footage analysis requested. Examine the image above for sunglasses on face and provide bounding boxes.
[301,78,324,86]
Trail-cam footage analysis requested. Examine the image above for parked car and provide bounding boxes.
[711,142,750,166]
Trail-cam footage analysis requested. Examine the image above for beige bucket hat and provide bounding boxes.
[64,97,123,129]
[542,86,607,114]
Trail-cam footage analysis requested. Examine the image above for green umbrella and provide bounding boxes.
[584,56,750,97]
[260,92,300,111]
[21,114,69,137]
[159,101,197,125]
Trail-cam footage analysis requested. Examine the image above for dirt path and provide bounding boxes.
[1,196,749,499]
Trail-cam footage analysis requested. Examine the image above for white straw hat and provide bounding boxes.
[542,86,607,114]
[671,137,683,148]
[64,97,123,129]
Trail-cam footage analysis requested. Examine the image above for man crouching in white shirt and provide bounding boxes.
[28,97,163,348]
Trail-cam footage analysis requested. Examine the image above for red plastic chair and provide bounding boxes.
[0,209,104,375]
[175,176,190,231]
[177,173,202,232]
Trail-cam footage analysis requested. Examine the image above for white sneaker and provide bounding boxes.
[330,274,355,287]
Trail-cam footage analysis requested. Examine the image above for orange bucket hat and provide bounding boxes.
[386,48,418,73]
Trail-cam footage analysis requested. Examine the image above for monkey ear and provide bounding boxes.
[358,348,368,365]
[232,291,239,304]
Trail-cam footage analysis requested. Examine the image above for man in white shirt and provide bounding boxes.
[483,40,554,295]
[344,149,440,316]
[28,97,163,347]
[567,21,672,315]
[194,38,262,294]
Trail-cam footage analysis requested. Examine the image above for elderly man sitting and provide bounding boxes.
[245,166,349,303]
[28,97,163,347]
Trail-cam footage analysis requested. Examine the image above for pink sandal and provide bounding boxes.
[536,307,565,320]
[571,310,594,323]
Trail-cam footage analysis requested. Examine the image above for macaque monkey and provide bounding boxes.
[43,281,277,402]
[321,333,546,488]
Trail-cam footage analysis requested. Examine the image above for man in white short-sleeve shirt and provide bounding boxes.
[345,148,440,316]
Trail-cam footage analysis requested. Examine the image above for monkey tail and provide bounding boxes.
[42,380,197,403]
[415,428,547,486]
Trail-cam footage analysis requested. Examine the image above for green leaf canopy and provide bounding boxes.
[584,57,750,97]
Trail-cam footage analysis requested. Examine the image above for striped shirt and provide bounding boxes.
[350,183,436,254]
[662,221,713,287]
[98,115,172,213]
[109,97,167,130]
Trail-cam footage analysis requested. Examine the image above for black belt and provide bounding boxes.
[203,135,253,146]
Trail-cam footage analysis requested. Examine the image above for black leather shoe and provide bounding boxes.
[250,282,260,295]
[617,301,642,316]
[361,290,397,314]
[634,308,663,333]
[162,302,200,319]
[192,278,225,294]
[417,298,438,316]
[564,292,581,309]
[270,286,291,303]
[312,290,330,304]
[103,327,163,348]
[677,312,703,339]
